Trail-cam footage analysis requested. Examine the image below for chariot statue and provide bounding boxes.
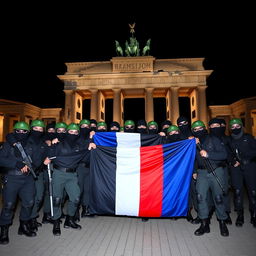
[115,23,151,57]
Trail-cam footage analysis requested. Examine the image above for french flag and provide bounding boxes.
[89,139,196,217]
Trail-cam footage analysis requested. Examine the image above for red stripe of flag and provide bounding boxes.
[139,145,164,217]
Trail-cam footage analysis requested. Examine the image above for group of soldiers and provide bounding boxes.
[0,116,255,245]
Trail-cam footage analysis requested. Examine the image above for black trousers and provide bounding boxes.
[0,174,35,225]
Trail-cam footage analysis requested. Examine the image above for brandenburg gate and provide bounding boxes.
[58,56,213,126]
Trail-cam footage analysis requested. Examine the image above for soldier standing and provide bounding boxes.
[228,118,256,228]
[49,123,95,236]
[192,120,229,236]
[0,122,37,244]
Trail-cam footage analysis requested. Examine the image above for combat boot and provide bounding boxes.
[235,211,244,227]
[225,212,232,225]
[73,207,80,222]
[194,219,210,236]
[0,225,9,245]
[219,220,229,236]
[42,212,53,224]
[64,215,82,230]
[192,215,201,224]
[53,219,61,236]
[81,205,94,218]
[18,220,36,237]
[30,217,42,232]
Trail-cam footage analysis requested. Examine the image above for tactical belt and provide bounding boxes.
[53,164,76,173]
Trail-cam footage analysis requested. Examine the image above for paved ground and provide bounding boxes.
[0,195,256,256]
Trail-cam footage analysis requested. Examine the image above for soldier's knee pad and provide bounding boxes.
[215,195,223,205]
[73,197,80,207]
[3,202,15,216]
[23,199,34,209]
[197,193,203,203]
[53,197,61,207]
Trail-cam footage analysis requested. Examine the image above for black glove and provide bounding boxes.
[16,161,26,170]
[6,133,18,146]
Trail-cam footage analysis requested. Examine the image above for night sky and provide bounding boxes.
[1,3,254,120]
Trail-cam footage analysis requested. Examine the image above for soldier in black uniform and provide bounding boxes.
[160,120,172,136]
[147,121,158,134]
[109,121,120,132]
[0,122,37,244]
[124,120,135,133]
[209,118,232,225]
[49,123,95,236]
[176,116,199,224]
[75,119,94,220]
[28,120,49,232]
[192,120,229,236]
[136,120,148,134]
[228,118,256,228]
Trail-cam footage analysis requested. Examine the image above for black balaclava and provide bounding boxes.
[209,118,223,138]
[192,128,208,143]
[148,127,158,134]
[14,131,29,146]
[56,132,66,140]
[177,116,192,137]
[161,120,172,135]
[218,118,227,136]
[167,133,181,143]
[231,127,243,137]
[80,127,91,138]
[109,121,120,132]
[66,133,79,145]
[90,119,97,132]
[136,120,147,134]
[45,123,56,140]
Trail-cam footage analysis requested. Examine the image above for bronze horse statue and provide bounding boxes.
[142,39,151,56]
[115,40,124,56]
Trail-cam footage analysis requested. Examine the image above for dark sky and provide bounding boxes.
[1,3,254,111]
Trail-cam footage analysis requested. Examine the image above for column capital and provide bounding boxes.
[197,86,207,90]
[63,89,73,95]
[170,86,180,91]
[145,87,154,92]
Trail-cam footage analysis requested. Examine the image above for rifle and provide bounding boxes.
[47,163,54,217]
[197,143,226,195]
[15,142,37,179]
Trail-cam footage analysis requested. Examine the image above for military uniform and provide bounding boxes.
[228,118,256,228]
[192,120,229,237]
[0,122,37,244]
[49,123,90,236]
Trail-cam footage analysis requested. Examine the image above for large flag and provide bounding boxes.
[93,132,165,147]
[89,139,196,217]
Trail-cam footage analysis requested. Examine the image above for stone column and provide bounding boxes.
[197,86,208,125]
[64,90,73,124]
[113,89,121,123]
[170,87,180,124]
[145,88,154,122]
[90,89,98,121]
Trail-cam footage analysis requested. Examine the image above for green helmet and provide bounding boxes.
[30,119,45,128]
[79,119,90,126]
[13,121,30,131]
[167,125,180,133]
[147,121,158,128]
[67,123,80,131]
[120,126,124,132]
[191,120,206,130]
[55,122,67,129]
[97,121,107,128]
[124,120,135,126]
[229,118,243,128]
